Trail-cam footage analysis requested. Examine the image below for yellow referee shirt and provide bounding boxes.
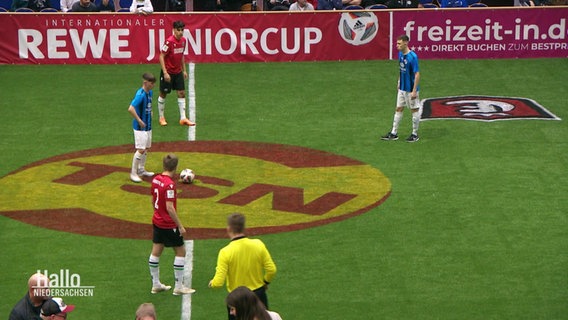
[210,236,277,292]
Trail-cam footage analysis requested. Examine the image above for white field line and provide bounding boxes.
[181,240,194,320]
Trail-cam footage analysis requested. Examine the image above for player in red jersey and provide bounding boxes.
[148,153,195,296]
[158,20,196,127]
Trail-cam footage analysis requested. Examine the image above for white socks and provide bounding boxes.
[158,96,166,119]
[392,111,403,134]
[174,256,185,289]
[150,255,185,289]
[139,151,148,173]
[391,111,420,136]
[158,96,187,121]
[131,151,143,175]
[149,255,161,287]
[412,111,420,135]
[177,98,187,120]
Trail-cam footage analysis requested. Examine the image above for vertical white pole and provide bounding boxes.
[389,11,393,60]
[181,240,194,320]
[183,62,196,319]
[188,62,196,141]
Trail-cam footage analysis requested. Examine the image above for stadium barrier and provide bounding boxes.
[0,7,566,65]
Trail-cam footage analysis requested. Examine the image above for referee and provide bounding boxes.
[209,213,277,319]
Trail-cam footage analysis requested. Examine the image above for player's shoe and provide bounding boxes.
[151,283,172,294]
[406,134,420,143]
[381,132,399,141]
[159,117,168,126]
[130,173,142,183]
[179,118,196,126]
[173,286,196,295]
[138,170,155,177]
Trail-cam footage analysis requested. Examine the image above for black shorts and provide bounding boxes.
[153,224,184,247]
[160,70,185,94]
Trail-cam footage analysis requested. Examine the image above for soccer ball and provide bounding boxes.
[179,169,195,184]
[338,12,379,46]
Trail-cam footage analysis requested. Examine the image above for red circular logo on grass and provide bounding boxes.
[0,141,391,239]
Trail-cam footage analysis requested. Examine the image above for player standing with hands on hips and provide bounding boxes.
[148,153,196,295]
[381,34,421,143]
[128,73,156,183]
[158,20,196,127]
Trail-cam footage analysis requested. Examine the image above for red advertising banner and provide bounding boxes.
[0,11,390,65]
[2,7,566,65]
[392,7,568,59]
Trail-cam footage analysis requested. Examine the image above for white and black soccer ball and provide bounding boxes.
[179,168,195,184]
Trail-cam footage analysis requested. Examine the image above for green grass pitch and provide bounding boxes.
[0,58,567,319]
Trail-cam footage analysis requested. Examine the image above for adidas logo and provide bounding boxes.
[353,20,364,30]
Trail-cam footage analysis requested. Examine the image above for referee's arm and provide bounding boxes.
[262,247,277,284]
[209,250,228,288]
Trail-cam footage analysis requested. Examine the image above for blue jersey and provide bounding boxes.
[131,87,152,131]
[398,50,420,93]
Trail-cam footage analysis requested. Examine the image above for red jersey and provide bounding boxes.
[151,174,177,229]
[160,34,186,74]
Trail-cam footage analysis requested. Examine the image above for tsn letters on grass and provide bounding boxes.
[53,161,356,215]
[0,141,391,239]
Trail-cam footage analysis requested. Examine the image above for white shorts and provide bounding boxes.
[397,90,421,110]
[133,130,152,150]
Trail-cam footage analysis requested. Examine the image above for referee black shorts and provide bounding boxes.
[152,224,184,247]
[159,70,185,94]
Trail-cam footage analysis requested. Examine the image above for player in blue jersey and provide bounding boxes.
[128,73,157,183]
[381,34,422,143]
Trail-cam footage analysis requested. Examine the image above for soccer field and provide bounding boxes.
[0,58,567,319]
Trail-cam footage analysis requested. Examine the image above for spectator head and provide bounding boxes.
[40,297,75,319]
[135,303,157,320]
